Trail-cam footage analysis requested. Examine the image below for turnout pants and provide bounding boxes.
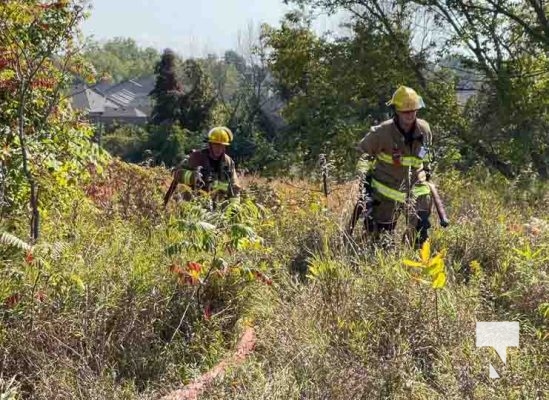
[365,189,432,248]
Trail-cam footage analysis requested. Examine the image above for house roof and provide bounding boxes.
[102,106,147,118]
[456,89,477,106]
[103,75,155,107]
[91,79,113,94]
[70,83,119,113]
[71,78,152,120]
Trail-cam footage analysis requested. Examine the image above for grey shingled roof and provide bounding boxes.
[103,75,155,109]
[91,79,113,94]
[70,79,150,121]
[102,106,147,118]
[70,83,119,113]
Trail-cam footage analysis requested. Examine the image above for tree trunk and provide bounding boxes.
[17,83,40,242]
[531,151,549,179]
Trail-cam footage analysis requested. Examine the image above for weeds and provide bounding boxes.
[0,161,547,398]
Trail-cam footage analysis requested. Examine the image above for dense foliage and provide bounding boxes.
[83,37,159,83]
[0,0,105,240]
[1,161,547,398]
[0,1,547,398]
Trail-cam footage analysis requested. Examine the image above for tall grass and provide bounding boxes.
[0,162,547,399]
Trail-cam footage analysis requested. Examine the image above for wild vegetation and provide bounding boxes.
[1,0,548,399]
[1,161,547,398]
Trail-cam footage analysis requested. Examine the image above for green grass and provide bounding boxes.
[0,161,547,399]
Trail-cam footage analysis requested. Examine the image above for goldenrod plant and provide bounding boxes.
[402,240,447,330]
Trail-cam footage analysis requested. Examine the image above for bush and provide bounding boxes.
[1,164,547,398]
[102,125,149,163]
[146,124,204,167]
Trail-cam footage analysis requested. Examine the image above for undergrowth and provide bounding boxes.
[0,161,547,399]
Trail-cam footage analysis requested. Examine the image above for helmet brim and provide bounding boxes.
[387,97,425,112]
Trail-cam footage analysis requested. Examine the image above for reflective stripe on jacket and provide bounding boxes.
[376,152,429,168]
[371,178,430,203]
[177,148,240,197]
[356,118,432,188]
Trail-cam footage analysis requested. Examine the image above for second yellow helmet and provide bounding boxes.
[207,126,233,146]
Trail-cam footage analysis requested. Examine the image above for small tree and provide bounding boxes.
[179,59,216,132]
[0,0,97,241]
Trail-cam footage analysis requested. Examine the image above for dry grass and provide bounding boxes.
[1,163,547,399]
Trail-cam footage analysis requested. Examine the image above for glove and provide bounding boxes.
[194,175,205,189]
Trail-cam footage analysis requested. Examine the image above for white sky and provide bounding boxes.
[81,0,346,57]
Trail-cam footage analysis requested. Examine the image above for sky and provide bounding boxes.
[81,0,346,57]
[82,0,292,57]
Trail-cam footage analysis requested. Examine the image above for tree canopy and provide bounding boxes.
[83,37,159,83]
[0,0,105,240]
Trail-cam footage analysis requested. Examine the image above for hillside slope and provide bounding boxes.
[0,161,547,399]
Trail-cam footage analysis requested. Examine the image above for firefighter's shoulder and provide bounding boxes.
[371,118,395,133]
[416,118,431,131]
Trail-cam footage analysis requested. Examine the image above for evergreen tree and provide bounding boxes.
[150,49,182,125]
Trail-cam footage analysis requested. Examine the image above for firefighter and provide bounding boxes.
[356,86,433,247]
[163,126,241,207]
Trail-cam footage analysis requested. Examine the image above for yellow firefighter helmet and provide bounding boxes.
[207,126,233,146]
[386,86,425,112]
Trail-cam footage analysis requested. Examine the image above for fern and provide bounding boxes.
[0,232,31,251]
[0,232,59,269]
[38,241,67,260]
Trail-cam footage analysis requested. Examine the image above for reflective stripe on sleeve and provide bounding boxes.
[182,170,194,185]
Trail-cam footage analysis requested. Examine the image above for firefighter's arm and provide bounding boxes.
[420,121,434,180]
[356,126,381,156]
[180,152,205,188]
[163,155,203,207]
[228,162,241,198]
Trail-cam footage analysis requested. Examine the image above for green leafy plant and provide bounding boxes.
[0,0,103,240]
[403,240,447,289]
[512,243,548,265]
[0,232,31,252]
[403,240,447,329]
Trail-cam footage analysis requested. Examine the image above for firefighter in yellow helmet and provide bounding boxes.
[356,86,433,247]
[163,126,241,207]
